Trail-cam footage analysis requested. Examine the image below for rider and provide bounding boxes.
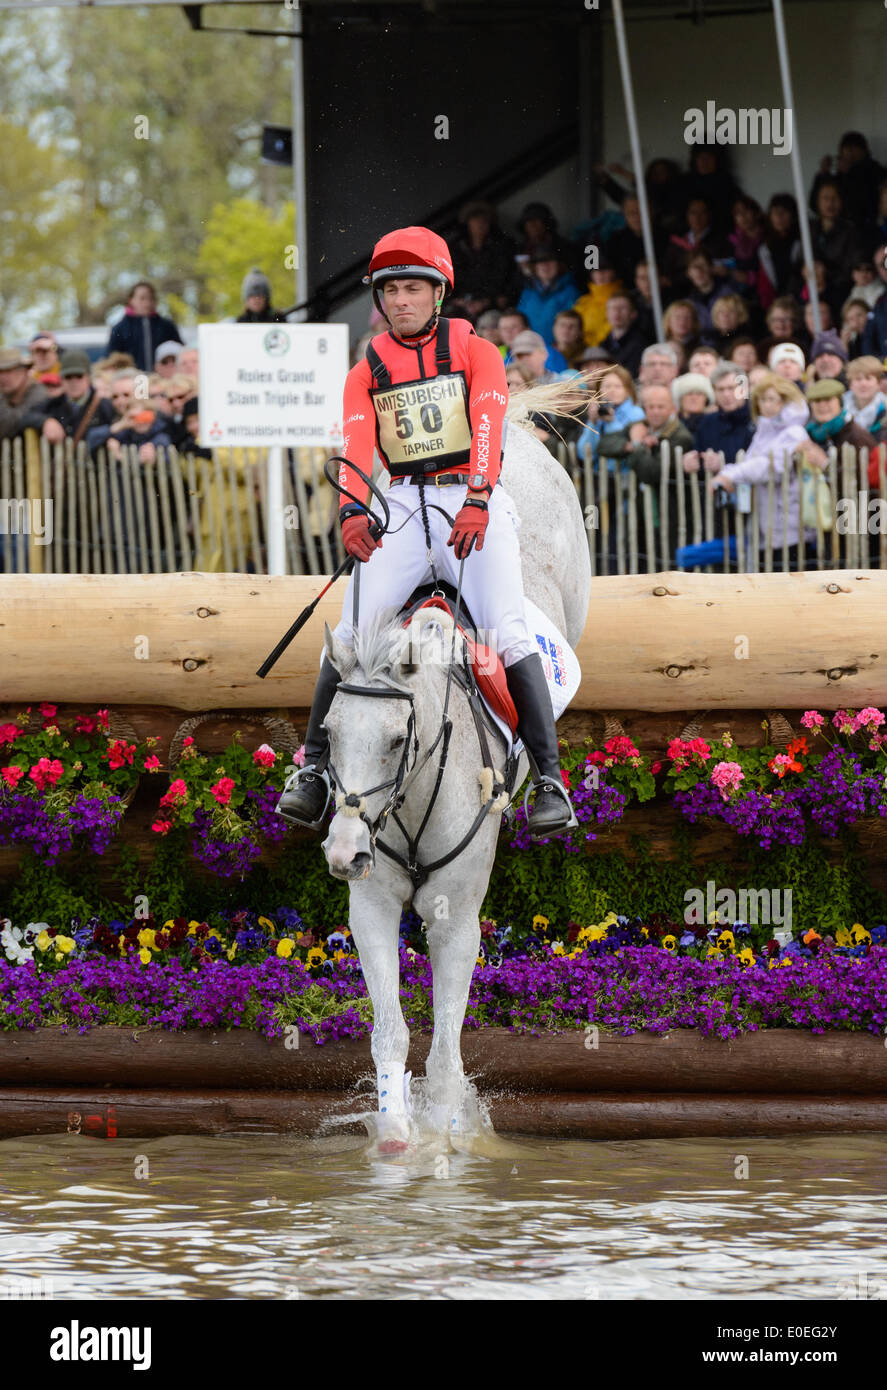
[277,225,575,839]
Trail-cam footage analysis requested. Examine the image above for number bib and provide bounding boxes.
[371,370,472,475]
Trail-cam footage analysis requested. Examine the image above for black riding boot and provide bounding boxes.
[275,656,340,830]
[505,652,577,839]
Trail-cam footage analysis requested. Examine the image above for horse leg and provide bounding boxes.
[423,907,481,1133]
[348,880,411,1152]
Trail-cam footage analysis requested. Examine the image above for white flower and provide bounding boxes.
[1,922,34,964]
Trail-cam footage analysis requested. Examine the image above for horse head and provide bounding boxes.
[320,609,455,881]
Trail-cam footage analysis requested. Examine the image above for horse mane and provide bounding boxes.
[352,605,461,690]
[505,369,599,435]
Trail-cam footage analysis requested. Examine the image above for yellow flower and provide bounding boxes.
[641,926,649,939]
[258,916,275,932]
[227,945,237,961]
[137,928,156,951]
[476,954,485,966]
[55,936,75,955]
[706,944,722,959]
[138,948,152,964]
[206,928,222,942]
[851,925,871,945]
[54,952,64,962]
[662,935,677,952]
[550,942,565,956]
[164,920,175,930]
[276,938,295,959]
[118,934,127,953]
[306,946,327,968]
[187,919,201,936]
[836,927,852,948]
[36,930,51,951]
[737,947,755,968]
[532,915,550,932]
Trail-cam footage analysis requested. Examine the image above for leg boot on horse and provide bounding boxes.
[505,651,577,839]
[275,656,339,829]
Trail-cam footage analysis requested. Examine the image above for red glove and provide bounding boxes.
[341,514,382,563]
[447,498,489,559]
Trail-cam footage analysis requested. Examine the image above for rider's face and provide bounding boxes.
[382,278,438,334]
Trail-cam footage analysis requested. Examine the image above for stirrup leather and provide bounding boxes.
[274,763,332,831]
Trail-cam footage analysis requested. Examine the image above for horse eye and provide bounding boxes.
[389,734,406,751]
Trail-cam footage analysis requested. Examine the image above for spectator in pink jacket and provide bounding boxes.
[709,373,813,564]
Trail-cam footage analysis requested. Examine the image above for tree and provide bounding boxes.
[195,198,297,319]
[1,4,292,335]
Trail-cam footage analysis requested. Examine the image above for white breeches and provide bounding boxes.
[332,481,536,667]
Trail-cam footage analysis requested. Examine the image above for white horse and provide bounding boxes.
[319,413,591,1151]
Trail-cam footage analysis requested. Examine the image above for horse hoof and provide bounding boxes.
[377,1137,410,1155]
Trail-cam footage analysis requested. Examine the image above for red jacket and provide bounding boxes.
[339,316,507,510]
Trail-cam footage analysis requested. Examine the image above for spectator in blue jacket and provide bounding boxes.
[106,281,182,371]
[517,246,580,346]
[682,364,754,473]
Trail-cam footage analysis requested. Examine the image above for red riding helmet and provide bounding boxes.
[363,227,455,297]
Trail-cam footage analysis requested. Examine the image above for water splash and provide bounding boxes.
[321,1073,517,1159]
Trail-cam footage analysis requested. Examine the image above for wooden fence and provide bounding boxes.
[1,430,884,575]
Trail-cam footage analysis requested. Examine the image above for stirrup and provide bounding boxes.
[274,763,332,831]
[522,777,578,841]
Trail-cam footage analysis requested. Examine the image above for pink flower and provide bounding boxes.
[74,715,96,734]
[40,702,57,719]
[852,707,885,733]
[0,724,23,746]
[1,766,24,788]
[832,709,855,733]
[29,757,64,790]
[651,760,663,775]
[159,778,188,809]
[183,736,195,747]
[96,709,110,730]
[143,755,162,771]
[293,745,306,767]
[210,777,235,806]
[800,710,825,730]
[253,744,276,768]
[710,760,744,801]
[106,738,136,770]
[151,819,172,835]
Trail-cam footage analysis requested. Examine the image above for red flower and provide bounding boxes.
[210,776,235,806]
[651,760,663,775]
[183,736,195,747]
[151,818,173,835]
[0,724,23,746]
[1,765,24,789]
[106,738,136,770]
[40,702,57,721]
[143,754,162,771]
[29,757,64,790]
[74,715,96,734]
[560,768,571,790]
[96,709,110,730]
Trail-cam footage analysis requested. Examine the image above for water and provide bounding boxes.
[0,1129,885,1299]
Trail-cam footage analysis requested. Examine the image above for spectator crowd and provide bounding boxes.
[4,137,887,571]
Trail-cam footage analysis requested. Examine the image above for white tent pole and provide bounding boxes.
[610,0,664,341]
[772,0,821,336]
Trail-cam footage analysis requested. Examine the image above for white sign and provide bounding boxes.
[197,322,348,448]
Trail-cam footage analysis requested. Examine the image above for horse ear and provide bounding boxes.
[323,623,355,678]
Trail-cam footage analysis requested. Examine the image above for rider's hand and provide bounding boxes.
[447,498,489,559]
[341,514,382,563]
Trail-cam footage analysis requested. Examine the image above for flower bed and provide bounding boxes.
[1,907,885,1042]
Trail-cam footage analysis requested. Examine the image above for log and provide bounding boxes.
[2,1027,886,1094]
[1,1086,885,1140]
[1,569,885,710]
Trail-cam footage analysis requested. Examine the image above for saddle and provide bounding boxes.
[399,581,519,735]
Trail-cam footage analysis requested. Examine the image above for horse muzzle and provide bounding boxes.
[322,812,375,880]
